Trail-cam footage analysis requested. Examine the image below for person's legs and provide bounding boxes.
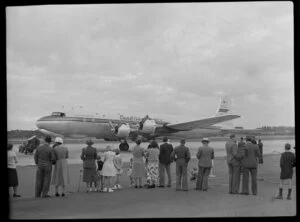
[287,179,292,200]
[12,186,21,197]
[182,162,188,191]
[62,186,65,196]
[138,177,142,188]
[228,164,233,193]
[196,166,203,190]
[166,164,172,187]
[232,166,240,193]
[242,168,250,194]
[35,167,44,198]
[159,163,165,186]
[250,168,257,195]
[274,180,284,199]
[41,167,52,197]
[55,186,59,196]
[202,168,210,191]
[176,162,181,190]
[235,166,241,193]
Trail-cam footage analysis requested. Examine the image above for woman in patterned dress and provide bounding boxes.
[145,140,159,188]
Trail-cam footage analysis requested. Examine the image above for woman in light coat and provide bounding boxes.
[51,137,70,197]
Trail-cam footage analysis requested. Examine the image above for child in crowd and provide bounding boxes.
[113,149,123,189]
[127,158,135,187]
[274,143,295,200]
[190,167,198,181]
[96,155,104,192]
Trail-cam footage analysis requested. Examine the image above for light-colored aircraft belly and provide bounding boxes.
[40,120,110,138]
[170,128,222,139]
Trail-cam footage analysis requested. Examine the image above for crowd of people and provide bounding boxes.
[8,134,295,200]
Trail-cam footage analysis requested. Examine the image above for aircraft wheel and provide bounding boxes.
[119,142,129,151]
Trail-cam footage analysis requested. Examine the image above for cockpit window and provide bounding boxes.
[51,112,66,117]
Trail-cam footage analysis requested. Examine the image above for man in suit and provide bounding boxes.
[225,134,240,194]
[195,138,214,191]
[171,139,191,191]
[241,136,261,195]
[158,136,174,188]
[34,135,56,198]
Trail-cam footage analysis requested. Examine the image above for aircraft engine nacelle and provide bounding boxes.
[141,119,156,134]
[115,124,131,138]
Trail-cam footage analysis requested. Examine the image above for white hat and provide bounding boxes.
[55,137,63,144]
[201,138,210,143]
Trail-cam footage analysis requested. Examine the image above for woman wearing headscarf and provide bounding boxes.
[131,139,146,188]
[80,139,98,192]
[102,145,116,192]
[8,144,21,198]
[145,140,159,188]
[51,137,70,197]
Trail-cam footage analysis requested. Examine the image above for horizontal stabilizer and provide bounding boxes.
[166,114,240,131]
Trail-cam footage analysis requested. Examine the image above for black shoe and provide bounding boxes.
[13,194,21,198]
[61,193,65,197]
[229,192,233,194]
[202,189,207,192]
[183,189,188,191]
[55,193,60,197]
[139,185,143,188]
[135,185,138,188]
[43,195,51,198]
[167,184,171,188]
[158,185,165,188]
[194,188,202,191]
[252,193,257,196]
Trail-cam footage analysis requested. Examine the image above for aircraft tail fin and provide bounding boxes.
[215,96,231,116]
[215,96,235,128]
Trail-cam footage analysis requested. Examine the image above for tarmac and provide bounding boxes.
[9,155,297,219]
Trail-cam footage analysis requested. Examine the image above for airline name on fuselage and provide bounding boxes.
[120,115,141,122]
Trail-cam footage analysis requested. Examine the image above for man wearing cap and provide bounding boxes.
[196,138,214,191]
[241,136,261,195]
[225,134,240,194]
[158,136,174,188]
[171,139,191,191]
[34,135,56,198]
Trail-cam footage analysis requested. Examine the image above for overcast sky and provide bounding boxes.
[7,2,294,130]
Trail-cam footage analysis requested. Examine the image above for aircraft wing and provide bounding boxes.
[165,114,240,131]
[220,128,262,135]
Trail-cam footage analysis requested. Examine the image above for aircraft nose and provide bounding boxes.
[36,117,45,129]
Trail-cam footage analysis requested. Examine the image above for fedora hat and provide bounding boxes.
[86,139,94,145]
